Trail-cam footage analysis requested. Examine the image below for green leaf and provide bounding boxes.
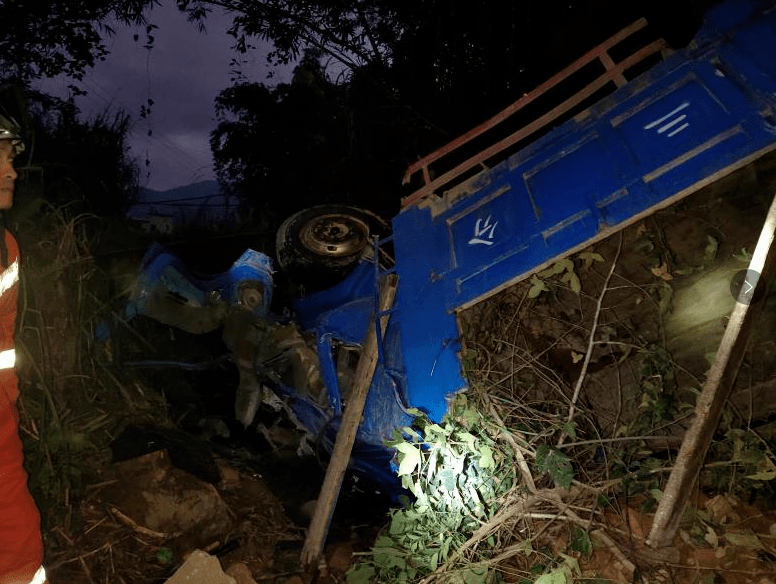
[384,428,406,448]
[400,426,423,442]
[462,565,490,584]
[536,443,550,466]
[570,273,581,293]
[429,549,439,571]
[514,539,533,557]
[346,563,375,584]
[460,405,480,427]
[479,444,495,469]
[558,552,581,576]
[156,547,174,564]
[570,526,592,558]
[426,423,448,437]
[561,270,581,294]
[395,442,421,476]
[529,275,548,298]
[539,260,566,278]
[535,568,570,584]
[390,513,407,536]
[535,444,574,488]
[724,532,764,549]
[746,455,776,481]
[439,468,457,492]
[650,488,664,502]
[441,536,452,560]
[374,535,395,549]
[427,447,440,481]
[579,251,604,269]
[456,431,478,452]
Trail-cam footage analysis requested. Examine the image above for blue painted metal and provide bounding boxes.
[126,0,776,492]
[293,261,375,343]
[261,254,413,490]
[290,249,414,453]
[391,0,776,423]
[129,242,274,321]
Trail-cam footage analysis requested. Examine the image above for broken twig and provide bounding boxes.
[558,233,622,448]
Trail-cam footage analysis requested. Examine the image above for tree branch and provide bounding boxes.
[557,233,623,448]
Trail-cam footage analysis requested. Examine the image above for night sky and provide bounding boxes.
[38,2,290,192]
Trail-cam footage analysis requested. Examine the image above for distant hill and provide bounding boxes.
[127,180,244,228]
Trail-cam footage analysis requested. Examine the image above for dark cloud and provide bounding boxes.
[39,2,289,191]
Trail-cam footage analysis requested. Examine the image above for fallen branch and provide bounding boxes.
[418,489,551,583]
[109,506,181,539]
[558,233,623,448]
[648,187,776,548]
[480,391,537,494]
[541,490,636,576]
[301,274,398,567]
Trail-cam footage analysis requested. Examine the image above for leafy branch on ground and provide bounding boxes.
[347,395,515,584]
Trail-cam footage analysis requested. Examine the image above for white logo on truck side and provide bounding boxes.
[469,215,498,246]
[644,101,690,137]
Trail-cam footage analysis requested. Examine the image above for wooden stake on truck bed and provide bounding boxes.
[647,188,776,548]
[301,273,399,568]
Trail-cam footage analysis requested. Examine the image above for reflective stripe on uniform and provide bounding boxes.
[0,259,18,296]
[0,348,15,370]
[27,566,46,584]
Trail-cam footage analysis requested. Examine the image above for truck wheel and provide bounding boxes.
[276,205,388,275]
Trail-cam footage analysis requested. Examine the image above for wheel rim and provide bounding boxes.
[298,213,371,258]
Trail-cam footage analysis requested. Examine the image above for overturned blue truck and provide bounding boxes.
[129,0,776,491]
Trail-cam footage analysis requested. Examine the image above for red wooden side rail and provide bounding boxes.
[401,18,669,208]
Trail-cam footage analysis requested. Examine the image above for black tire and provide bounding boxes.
[275,205,388,280]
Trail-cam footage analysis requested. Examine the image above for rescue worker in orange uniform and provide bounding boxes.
[0,92,48,584]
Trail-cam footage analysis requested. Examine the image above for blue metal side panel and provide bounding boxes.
[392,207,467,422]
[445,63,776,309]
[391,0,776,424]
[293,261,376,331]
[703,0,770,35]
[305,296,373,345]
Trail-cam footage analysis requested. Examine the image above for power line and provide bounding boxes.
[142,194,227,201]
[133,126,216,187]
[135,202,234,208]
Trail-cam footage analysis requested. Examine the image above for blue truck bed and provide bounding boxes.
[391,0,776,423]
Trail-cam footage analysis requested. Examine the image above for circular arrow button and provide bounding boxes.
[729,269,765,305]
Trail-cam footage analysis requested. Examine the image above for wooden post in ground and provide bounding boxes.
[301,274,399,568]
[647,189,776,548]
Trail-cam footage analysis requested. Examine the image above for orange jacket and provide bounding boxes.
[0,229,44,583]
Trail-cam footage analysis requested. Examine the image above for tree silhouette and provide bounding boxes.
[17,92,139,219]
[212,52,352,229]
[0,0,148,83]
